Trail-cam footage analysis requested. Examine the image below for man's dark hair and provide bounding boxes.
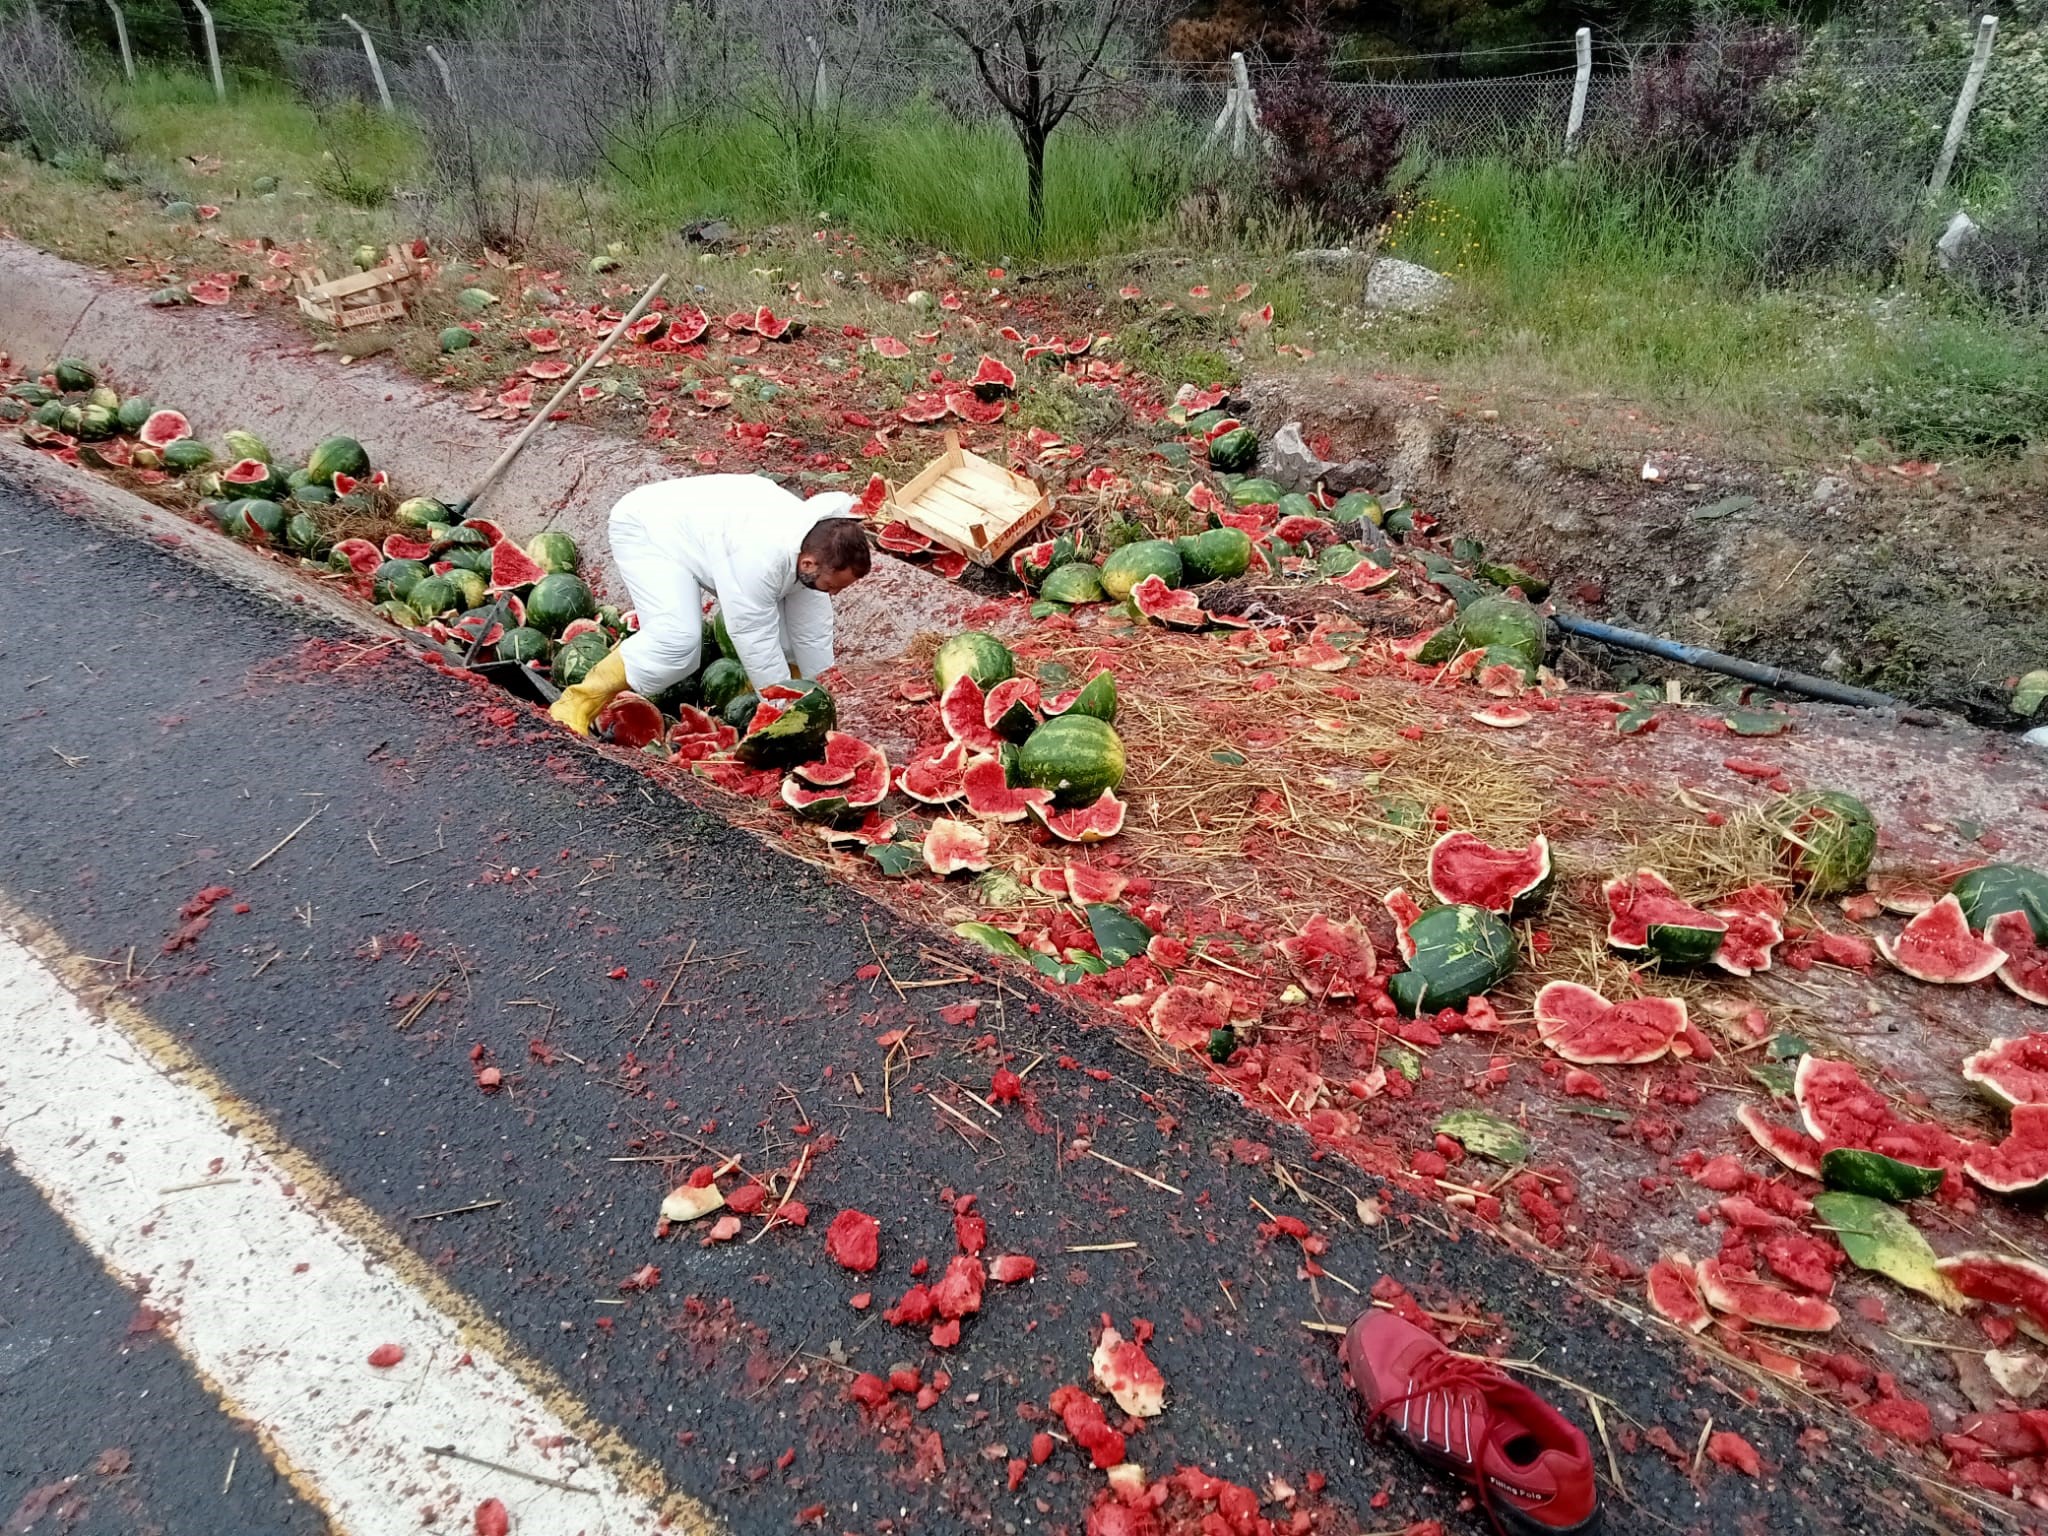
[801,517,873,577]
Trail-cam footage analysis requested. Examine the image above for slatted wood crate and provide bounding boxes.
[883,431,1052,566]
[296,245,421,330]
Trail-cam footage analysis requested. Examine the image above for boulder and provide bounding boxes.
[1363,258,1452,312]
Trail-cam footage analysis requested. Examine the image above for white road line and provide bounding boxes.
[0,916,680,1536]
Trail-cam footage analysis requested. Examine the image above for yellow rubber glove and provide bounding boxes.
[548,648,628,736]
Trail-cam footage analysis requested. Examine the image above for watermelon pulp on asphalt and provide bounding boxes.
[1795,1055,1966,1196]
[1532,981,1687,1065]
[1964,1103,2048,1195]
[1695,1257,1839,1332]
[1427,831,1551,916]
[1603,868,1727,966]
[1736,1104,1825,1178]
[1876,895,2009,984]
[1016,715,1126,808]
[1646,1255,1713,1333]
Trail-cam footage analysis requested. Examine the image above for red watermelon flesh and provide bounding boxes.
[939,676,1003,754]
[983,677,1042,737]
[1276,913,1377,1000]
[1064,866,1128,905]
[968,355,1015,396]
[923,818,991,875]
[872,335,910,359]
[1696,1258,1840,1332]
[671,704,720,737]
[1878,894,2008,983]
[1273,515,1335,545]
[1794,1056,1970,1173]
[459,518,508,547]
[1989,910,2048,1006]
[818,812,899,848]
[138,409,191,449]
[781,777,853,820]
[877,521,934,554]
[754,306,794,340]
[490,540,548,589]
[1130,575,1206,629]
[1333,559,1398,593]
[946,390,1007,426]
[1031,791,1126,844]
[667,306,709,344]
[331,538,381,576]
[962,757,1053,823]
[1383,888,1425,962]
[1533,980,1686,1065]
[1965,1103,2048,1194]
[595,692,663,749]
[560,617,604,643]
[795,733,890,807]
[1470,704,1532,729]
[526,358,571,381]
[383,533,436,561]
[898,740,972,804]
[1936,1251,2048,1332]
[928,551,969,580]
[899,392,951,424]
[1965,1034,2048,1107]
[1215,508,1267,534]
[1604,869,1728,951]
[1711,905,1785,977]
[1873,879,1941,915]
[1426,831,1550,915]
[1761,1233,1840,1295]
[222,457,271,486]
[1736,1105,1824,1178]
[1647,1255,1713,1333]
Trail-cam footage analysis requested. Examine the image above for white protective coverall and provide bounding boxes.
[608,476,856,696]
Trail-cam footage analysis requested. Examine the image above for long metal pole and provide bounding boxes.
[338,13,395,113]
[191,0,225,100]
[451,273,669,517]
[106,0,137,83]
[1550,614,1905,711]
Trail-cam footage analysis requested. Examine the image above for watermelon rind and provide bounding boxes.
[1039,563,1107,606]
[393,496,452,529]
[1646,1255,1713,1334]
[933,632,1016,694]
[1736,1105,1824,1178]
[1952,864,2048,942]
[1820,1147,1944,1203]
[526,529,581,574]
[161,438,214,471]
[552,632,612,687]
[1427,831,1551,917]
[1767,789,1877,895]
[1876,894,2009,984]
[498,626,552,665]
[1206,425,1258,474]
[1964,1104,2048,1196]
[734,682,837,769]
[372,558,428,604]
[1229,477,1285,506]
[1390,904,1517,1017]
[405,574,460,617]
[1989,911,2048,1007]
[1936,1251,2048,1331]
[1099,540,1182,600]
[1604,869,1727,966]
[1030,791,1126,843]
[1051,670,1118,724]
[1175,527,1252,584]
[1532,981,1686,1065]
[1017,715,1126,809]
[1696,1257,1840,1332]
[1963,1034,2048,1107]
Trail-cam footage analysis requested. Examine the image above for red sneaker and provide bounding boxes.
[1343,1310,1600,1535]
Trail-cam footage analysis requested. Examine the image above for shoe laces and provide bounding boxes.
[1367,1350,1518,1536]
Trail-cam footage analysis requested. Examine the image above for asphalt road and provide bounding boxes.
[0,462,1927,1536]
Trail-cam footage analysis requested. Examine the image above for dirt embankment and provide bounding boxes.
[1246,371,2047,724]
[0,239,978,666]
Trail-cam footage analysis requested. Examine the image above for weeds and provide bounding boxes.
[0,8,122,166]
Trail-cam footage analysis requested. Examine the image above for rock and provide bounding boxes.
[2027,727,2048,750]
[1810,475,1852,506]
[1935,211,1979,272]
[681,218,734,247]
[1363,258,1452,313]
[1258,420,1380,494]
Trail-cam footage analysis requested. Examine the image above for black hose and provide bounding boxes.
[1550,614,1905,712]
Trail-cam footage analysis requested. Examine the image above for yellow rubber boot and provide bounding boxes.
[548,648,628,736]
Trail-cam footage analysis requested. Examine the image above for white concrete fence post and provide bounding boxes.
[104,0,137,83]
[191,0,225,101]
[1565,27,1592,154]
[1927,14,1998,202]
[339,13,395,113]
[424,43,457,102]
[1230,51,1256,156]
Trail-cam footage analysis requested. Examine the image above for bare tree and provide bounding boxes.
[734,0,908,154]
[933,0,1166,247]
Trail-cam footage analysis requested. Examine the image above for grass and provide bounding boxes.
[120,68,420,196]
[616,103,1195,264]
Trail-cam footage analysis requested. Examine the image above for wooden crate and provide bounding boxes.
[296,245,421,330]
[883,431,1052,566]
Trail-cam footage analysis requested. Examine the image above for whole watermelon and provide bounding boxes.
[1018,715,1126,808]
[526,573,598,636]
[1208,426,1258,474]
[1100,540,1182,600]
[933,632,1016,694]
